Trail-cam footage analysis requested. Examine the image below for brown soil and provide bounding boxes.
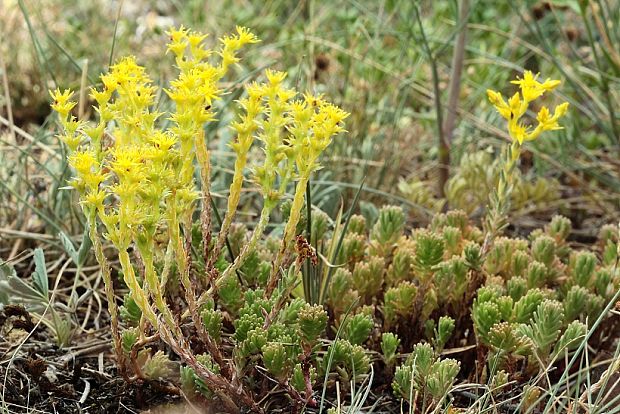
[0,307,180,414]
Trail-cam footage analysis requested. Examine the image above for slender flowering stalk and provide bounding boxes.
[198,72,349,304]
[117,250,158,326]
[211,83,264,263]
[266,95,349,296]
[51,89,127,368]
[165,28,259,345]
[483,71,569,254]
[198,72,294,304]
[86,210,126,376]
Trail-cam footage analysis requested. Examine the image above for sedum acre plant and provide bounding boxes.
[399,71,568,224]
[483,71,569,253]
[49,32,619,413]
[51,26,348,412]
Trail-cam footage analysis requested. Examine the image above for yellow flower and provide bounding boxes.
[59,133,82,151]
[167,41,187,59]
[218,26,259,71]
[536,106,558,130]
[50,88,77,117]
[187,32,208,49]
[289,100,312,124]
[511,123,528,144]
[510,70,562,103]
[540,78,561,91]
[110,148,146,182]
[246,82,264,99]
[82,189,108,210]
[527,102,570,140]
[554,102,569,118]
[150,131,177,152]
[322,102,349,125]
[167,25,188,43]
[112,181,141,199]
[90,87,112,106]
[487,90,511,120]
[100,74,118,92]
[265,69,287,87]
[49,88,73,104]
[507,93,523,118]
[488,72,568,144]
[83,170,108,188]
[69,150,98,175]
[235,26,259,45]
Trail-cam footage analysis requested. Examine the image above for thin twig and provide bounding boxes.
[412,3,448,198]
[441,0,470,208]
[78,59,89,120]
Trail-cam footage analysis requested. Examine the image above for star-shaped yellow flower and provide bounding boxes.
[488,72,568,144]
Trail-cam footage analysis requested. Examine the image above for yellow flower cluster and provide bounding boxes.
[482,71,569,255]
[51,24,349,333]
[165,26,259,208]
[50,89,81,150]
[50,27,261,328]
[249,70,348,200]
[487,71,569,144]
[51,25,350,397]
[214,69,349,289]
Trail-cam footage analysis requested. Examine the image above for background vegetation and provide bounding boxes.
[0,0,619,413]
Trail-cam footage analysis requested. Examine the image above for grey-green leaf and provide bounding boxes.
[32,248,49,298]
[76,231,92,266]
[59,232,78,264]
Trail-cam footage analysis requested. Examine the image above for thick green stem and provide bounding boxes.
[195,132,214,270]
[482,141,521,255]
[213,151,248,263]
[138,247,178,332]
[169,200,197,321]
[117,250,158,326]
[267,173,310,297]
[160,240,175,292]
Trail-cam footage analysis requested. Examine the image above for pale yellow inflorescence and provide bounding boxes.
[51,25,349,322]
[487,70,569,144]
